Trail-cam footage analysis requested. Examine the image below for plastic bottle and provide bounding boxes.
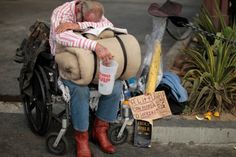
[123,81,131,100]
[122,81,132,119]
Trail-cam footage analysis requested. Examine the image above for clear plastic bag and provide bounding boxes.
[137,17,167,93]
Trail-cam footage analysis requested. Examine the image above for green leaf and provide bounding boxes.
[190,78,200,94]
[228,52,236,65]
[222,27,233,37]
[220,66,236,83]
[184,48,209,72]
[202,37,215,74]
[204,90,214,111]
[194,86,210,111]
[215,93,223,112]
[201,72,214,85]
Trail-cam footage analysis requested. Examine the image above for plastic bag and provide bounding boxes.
[137,17,167,93]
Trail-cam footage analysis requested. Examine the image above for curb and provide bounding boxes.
[126,117,236,145]
[152,118,236,145]
[1,102,236,145]
[0,95,21,102]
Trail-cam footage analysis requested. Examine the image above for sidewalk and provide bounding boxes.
[0,110,235,157]
[1,101,236,146]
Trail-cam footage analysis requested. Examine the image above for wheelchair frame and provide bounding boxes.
[19,48,131,155]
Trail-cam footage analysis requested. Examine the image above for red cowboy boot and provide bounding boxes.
[74,131,92,157]
[92,117,116,154]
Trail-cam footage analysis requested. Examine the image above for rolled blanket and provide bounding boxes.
[55,34,141,85]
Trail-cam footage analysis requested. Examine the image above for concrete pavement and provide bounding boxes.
[0,112,235,157]
[1,101,236,146]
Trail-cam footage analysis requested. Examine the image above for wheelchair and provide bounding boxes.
[16,21,130,155]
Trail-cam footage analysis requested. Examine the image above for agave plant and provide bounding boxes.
[181,0,236,113]
[183,33,236,113]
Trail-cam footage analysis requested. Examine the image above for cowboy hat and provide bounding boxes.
[148,0,182,17]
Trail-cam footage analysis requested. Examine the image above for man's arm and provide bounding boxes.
[55,23,81,34]
[55,30,113,65]
[52,6,113,64]
[55,30,97,50]
[55,16,113,33]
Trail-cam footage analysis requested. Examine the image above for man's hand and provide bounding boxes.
[56,22,80,34]
[95,43,113,66]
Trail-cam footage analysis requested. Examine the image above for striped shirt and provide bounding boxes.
[49,0,113,55]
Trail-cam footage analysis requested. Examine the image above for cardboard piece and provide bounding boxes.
[129,91,172,121]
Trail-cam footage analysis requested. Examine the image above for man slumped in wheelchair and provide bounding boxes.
[50,0,140,156]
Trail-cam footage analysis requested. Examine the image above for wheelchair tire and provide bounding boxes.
[46,132,68,155]
[108,124,128,145]
[23,65,52,136]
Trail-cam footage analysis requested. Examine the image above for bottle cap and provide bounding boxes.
[123,100,129,105]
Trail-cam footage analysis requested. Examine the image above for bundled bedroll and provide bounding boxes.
[55,34,141,85]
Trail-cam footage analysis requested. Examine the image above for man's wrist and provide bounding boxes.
[76,22,84,29]
[95,43,104,53]
[74,23,80,31]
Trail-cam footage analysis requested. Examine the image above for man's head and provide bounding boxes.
[76,0,104,22]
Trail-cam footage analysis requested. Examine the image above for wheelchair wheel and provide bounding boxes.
[108,124,128,145]
[23,65,51,136]
[46,132,68,155]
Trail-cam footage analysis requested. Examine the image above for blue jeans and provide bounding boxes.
[62,79,122,132]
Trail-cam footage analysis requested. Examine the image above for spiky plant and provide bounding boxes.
[183,33,236,113]
[182,0,236,113]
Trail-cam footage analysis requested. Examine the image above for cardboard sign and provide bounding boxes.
[129,91,172,120]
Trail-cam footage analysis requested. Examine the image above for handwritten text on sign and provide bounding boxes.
[129,91,172,120]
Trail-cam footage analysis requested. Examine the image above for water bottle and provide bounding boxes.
[122,81,132,119]
[123,81,131,100]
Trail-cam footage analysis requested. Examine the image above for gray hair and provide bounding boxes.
[82,0,104,19]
